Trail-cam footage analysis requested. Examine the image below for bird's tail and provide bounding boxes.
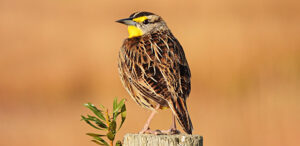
[169,97,193,134]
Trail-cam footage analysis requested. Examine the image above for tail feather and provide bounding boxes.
[169,97,193,134]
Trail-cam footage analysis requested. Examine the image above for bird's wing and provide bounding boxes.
[152,32,193,134]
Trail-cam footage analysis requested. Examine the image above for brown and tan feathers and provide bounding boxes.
[118,30,193,134]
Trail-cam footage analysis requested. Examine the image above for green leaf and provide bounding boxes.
[87,133,108,145]
[113,99,125,113]
[87,115,107,129]
[81,115,102,130]
[111,99,127,130]
[84,103,106,121]
[91,140,102,145]
[99,104,105,109]
[113,98,118,119]
[115,140,122,146]
[115,99,125,119]
[113,98,118,112]
[86,133,105,137]
[118,104,126,130]
[106,131,115,141]
[92,136,109,146]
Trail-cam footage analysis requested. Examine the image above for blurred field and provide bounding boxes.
[1,0,300,146]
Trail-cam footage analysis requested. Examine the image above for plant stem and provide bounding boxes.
[110,140,113,146]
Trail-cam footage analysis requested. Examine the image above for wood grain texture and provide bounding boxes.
[123,134,203,146]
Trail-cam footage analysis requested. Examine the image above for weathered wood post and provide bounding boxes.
[123,134,203,146]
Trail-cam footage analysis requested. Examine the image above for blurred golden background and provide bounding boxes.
[1,0,300,146]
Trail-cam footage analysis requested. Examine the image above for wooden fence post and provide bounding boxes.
[123,134,203,146]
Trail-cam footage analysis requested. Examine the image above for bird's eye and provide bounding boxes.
[143,19,149,24]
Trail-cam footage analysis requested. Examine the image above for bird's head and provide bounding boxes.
[116,11,168,38]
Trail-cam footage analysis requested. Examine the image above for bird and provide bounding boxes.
[116,11,193,134]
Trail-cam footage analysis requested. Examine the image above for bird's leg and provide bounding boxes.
[170,114,181,134]
[139,104,160,134]
[162,114,181,134]
[171,114,177,130]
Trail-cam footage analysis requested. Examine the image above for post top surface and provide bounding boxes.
[125,133,203,139]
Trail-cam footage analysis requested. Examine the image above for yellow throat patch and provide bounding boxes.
[128,25,143,38]
[127,16,148,38]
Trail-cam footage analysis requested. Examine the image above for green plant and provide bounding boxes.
[81,98,126,146]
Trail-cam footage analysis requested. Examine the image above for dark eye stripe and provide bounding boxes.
[149,19,161,24]
[142,18,161,25]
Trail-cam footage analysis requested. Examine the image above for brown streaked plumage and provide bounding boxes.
[117,11,193,134]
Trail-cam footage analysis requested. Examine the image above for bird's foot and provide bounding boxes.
[153,129,163,135]
[161,128,181,135]
[139,128,164,135]
[139,127,153,134]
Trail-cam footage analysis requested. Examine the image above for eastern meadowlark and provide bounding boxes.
[116,11,193,134]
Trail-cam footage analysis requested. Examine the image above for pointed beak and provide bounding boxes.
[116,18,136,26]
